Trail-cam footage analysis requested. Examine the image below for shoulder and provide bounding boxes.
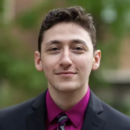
[0,97,34,118]
[0,97,35,130]
[0,91,47,130]
[101,101,130,130]
[0,90,47,119]
[89,91,130,129]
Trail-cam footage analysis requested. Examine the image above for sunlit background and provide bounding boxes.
[0,0,130,115]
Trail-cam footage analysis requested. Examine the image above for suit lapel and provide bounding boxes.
[82,91,105,130]
[26,90,105,130]
[26,91,47,130]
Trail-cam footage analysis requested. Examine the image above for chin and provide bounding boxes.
[55,84,79,93]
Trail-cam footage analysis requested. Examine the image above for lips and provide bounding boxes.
[55,71,77,75]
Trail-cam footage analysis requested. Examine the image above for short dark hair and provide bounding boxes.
[38,6,96,52]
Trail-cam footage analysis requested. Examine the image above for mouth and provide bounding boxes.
[55,71,77,76]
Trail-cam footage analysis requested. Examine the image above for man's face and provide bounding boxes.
[35,22,101,93]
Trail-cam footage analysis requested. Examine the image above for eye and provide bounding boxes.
[73,46,84,51]
[72,45,86,54]
[75,47,83,50]
[48,47,61,54]
[50,47,59,51]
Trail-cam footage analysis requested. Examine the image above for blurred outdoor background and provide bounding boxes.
[0,0,130,115]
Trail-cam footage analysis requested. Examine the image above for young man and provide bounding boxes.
[0,6,130,130]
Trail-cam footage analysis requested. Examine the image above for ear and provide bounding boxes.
[92,50,101,71]
[34,51,43,71]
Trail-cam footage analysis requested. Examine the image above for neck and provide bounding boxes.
[48,85,88,111]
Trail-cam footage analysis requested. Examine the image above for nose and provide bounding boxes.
[59,49,72,69]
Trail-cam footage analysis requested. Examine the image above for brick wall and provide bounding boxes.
[119,37,130,70]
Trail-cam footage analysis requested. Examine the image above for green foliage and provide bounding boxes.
[0,31,47,90]
[15,0,56,29]
[0,0,4,13]
[67,0,130,35]
[98,40,120,69]
[0,26,47,107]
[0,0,4,24]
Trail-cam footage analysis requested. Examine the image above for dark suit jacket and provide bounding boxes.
[0,90,130,130]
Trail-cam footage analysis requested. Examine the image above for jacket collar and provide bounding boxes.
[82,90,105,130]
[26,90,47,130]
[26,90,105,130]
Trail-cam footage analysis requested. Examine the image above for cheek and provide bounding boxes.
[80,55,93,65]
[76,56,93,72]
[42,62,52,79]
[42,57,57,72]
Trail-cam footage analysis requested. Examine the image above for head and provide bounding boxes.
[35,6,101,96]
[38,6,97,53]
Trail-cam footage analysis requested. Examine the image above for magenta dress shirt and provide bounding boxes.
[45,87,90,130]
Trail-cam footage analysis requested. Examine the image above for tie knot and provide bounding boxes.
[57,114,69,130]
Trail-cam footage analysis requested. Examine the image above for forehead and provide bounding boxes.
[42,22,92,47]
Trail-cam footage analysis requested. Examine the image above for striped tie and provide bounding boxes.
[57,115,69,130]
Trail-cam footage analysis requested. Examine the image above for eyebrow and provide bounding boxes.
[46,40,62,46]
[70,39,87,45]
[46,39,88,47]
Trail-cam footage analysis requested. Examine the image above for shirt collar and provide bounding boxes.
[46,86,90,127]
[46,90,62,123]
[65,87,90,127]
